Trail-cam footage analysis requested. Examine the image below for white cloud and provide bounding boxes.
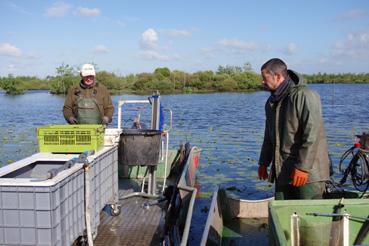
[115,20,127,28]
[160,29,192,37]
[45,2,71,17]
[93,45,109,54]
[7,64,17,72]
[282,42,297,55]
[331,30,369,60]
[139,28,181,61]
[140,50,170,61]
[336,9,367,21]
[140,28,158,50]
[201,38,265,59]
[76,7,100,17]
[25,54,39,59]
[200,47,218,58]
[0,43,22,57]
[8,2,32,15]
[218,39,259,51]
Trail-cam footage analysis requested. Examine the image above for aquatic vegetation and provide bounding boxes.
[255,183,273,191]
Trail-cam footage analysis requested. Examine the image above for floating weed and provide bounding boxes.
[202,174,235,184]
[225,160,237,165]
[199,191,213,199]
[226,186,242,192]
[255,183,273,191]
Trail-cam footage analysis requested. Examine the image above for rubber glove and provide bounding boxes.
[68,116,78,124]
[102,116,110,124]
[258,165,268,180]
[291,168,309,187]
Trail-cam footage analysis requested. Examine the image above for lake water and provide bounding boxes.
[1,84,369,244]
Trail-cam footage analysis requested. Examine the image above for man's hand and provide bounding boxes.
[102,116,110,124]
[258,165,268,180]
[68,117,78,124]
[291,168,309,187]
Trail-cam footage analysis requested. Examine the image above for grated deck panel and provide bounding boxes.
[93,182,167,246]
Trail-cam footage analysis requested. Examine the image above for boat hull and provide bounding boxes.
[201,187,273,245]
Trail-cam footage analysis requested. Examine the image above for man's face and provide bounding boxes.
[261,69,283,92]
[82,75,95,86]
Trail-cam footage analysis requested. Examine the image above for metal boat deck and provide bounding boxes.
[94,180,167,245]
[93,150,177,245]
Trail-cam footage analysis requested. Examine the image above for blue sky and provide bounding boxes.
[0,1,369,77]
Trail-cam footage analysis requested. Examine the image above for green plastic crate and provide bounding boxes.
[37,124,105,153]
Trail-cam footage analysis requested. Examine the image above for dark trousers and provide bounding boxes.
[275,181,326,200]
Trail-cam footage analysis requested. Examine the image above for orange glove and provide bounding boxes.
[258,165,268,180]
[291,168,309,187]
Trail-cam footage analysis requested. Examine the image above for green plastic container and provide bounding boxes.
[37,124,105,153]
[269,199,369,246]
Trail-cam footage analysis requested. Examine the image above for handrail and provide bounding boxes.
[163,108,173,131]
[117,99,150,130]
[179,185,197,246]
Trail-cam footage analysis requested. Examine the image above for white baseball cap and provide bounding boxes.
[80,63,96,77]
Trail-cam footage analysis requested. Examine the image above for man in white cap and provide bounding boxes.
[63,63,114,124]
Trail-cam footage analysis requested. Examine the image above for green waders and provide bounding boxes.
[275,181,326,200]
[76,96,102,124]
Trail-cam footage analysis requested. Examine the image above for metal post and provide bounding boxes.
[291,213,300,246]
[343,213,349,246]
[151,91,160,130]
[149,91,160,195]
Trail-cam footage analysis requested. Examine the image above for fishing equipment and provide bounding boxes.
[339,133,369,196]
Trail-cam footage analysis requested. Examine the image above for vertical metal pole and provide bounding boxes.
[148,168,152,195]
[118,100,123,130]
[151,90,160,130]
[150,91,160,195]
[343,213,349,246]
[151,166,156,195]
[291,213,300,246]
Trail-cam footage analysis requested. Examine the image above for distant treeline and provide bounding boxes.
[303,73,369,84]
[0,63,368,95]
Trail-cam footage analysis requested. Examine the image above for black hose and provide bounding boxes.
[339,147,369,196]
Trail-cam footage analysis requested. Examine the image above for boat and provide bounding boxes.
[269,198,369,246]
[201,187,369,246]
[0,91,201,246]
[92,141,201,246]
[200,186,273,245]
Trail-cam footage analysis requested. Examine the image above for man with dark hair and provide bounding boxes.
[258,58,330,200]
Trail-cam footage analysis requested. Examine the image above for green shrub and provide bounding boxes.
[0,75,26,95]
